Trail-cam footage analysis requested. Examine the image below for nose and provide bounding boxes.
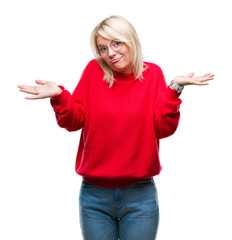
[107,46,117,57]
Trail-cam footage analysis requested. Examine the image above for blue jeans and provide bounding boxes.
[79,178,159,240]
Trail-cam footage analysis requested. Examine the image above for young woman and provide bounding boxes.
[18,15,214,240]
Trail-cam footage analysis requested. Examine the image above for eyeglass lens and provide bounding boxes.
[98,40,123,55]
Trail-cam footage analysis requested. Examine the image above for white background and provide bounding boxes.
[1,0,231,239]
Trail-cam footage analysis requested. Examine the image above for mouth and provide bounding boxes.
[110,57,122,63]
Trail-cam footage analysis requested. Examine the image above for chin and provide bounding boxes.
[111,63,128,72]
[113,67,127,73]
[117,65,132,74]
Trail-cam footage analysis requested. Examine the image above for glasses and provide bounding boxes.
[98,40,123,56]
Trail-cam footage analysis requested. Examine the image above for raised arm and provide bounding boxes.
[153,68,214,140]
[18,60,92,132]
[49,61,91,132]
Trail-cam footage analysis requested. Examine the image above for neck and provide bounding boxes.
[113,71,135,81]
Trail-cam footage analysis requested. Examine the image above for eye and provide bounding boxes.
[112,41,122,48]
[98,46,107,53]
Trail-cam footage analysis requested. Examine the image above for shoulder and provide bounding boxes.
[143,61,163,75]
[144,61,162,71]
[143,62,167,89]
[80,59,102,77]
[85,58,102,70]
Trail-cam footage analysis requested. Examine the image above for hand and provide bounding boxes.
[173,72,215,86]
[17,80,62,100]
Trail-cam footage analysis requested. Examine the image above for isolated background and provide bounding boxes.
[1,0,231,239]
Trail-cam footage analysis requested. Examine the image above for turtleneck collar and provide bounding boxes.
[113,71,135,81]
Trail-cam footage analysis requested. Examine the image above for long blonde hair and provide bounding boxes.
[90,15,148,88]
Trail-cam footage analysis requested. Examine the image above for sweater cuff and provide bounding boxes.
[50,85,65,101]
[165,86,182,100]
[50,85,68,112]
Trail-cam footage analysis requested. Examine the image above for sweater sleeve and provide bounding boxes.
[153,66,182,139]
[50,61,91,132]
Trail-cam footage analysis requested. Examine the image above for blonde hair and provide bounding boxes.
[90,15,148,88]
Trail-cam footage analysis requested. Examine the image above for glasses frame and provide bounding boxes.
[97,40,124,57]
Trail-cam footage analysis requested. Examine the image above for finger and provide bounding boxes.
[18,80,47,90]
[193,77,211,85]
[19,88,39,95]
[198,76,214,82]
[25,96,39,100]
[196,82,209,86]
[193,80,209,86]
[18,85,33,89]
[198,73,215,78]
[187,72,195,78]
[18,85,37,91]
[202,77,214,82]
[35,80,47,85]
[25,95,44,100]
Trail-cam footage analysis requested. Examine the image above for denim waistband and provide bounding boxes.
[141,177,153,181]
[82,177,154,187]
[136,177,154,183]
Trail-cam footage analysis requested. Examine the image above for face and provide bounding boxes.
[97,35,133,74]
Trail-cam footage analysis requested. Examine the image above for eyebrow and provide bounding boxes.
[97,40,122,48]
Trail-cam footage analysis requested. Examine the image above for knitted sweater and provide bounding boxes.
[50,59,182,188]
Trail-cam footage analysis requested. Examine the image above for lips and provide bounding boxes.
[111,57,121,63]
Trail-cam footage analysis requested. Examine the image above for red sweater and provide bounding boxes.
[50,59,182,188]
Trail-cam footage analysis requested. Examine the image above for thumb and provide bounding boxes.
[35,79,47,85]
[187,72,195,78]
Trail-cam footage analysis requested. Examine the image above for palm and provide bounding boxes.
[174,72,214,86]
[17,80,62,100]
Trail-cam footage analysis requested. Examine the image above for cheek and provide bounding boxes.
[123,53,133,65]
[124,49,133,62]
[102,57,111,65]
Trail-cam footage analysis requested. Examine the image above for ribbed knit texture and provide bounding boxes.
[50,59,182,188]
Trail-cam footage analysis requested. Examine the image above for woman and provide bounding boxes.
[18,15,214,240]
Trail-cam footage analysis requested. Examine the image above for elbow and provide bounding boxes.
[55,115,84,132]
[155,112,180,139]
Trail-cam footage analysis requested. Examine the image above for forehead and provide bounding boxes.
[97,35,112,46]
